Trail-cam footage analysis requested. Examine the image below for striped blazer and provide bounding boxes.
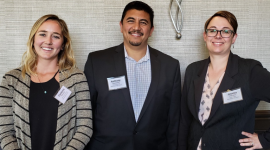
[0,68,92,150]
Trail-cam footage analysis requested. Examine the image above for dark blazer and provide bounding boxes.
[179,52,270,150]
[84,43,181,150]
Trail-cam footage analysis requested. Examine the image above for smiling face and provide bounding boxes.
[33,19,64,62]
[204,16,237,56]
[120,9,154,48]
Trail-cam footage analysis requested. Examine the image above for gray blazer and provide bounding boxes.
[0,68,93,150]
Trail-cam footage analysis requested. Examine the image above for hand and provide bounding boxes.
[239,131,263,150]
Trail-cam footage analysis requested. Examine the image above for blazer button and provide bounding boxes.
[133,131,138,135]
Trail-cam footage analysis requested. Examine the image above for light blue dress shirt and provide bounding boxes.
[124,46,151,122]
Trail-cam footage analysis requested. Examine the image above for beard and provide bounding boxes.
[128,30,144,46]
[129,41,142,46]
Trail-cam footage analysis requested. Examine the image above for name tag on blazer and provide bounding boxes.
[222,88,243,104]
[107,76,127,91]
[54,86,72,104]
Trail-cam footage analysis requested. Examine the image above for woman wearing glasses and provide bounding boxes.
[0,14,92,150]
[179,11,270,150]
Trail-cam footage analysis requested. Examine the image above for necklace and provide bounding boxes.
[36,74,47,94]
[35,70,59,94]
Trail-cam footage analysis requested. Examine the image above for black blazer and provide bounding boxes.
[179,52,270,150]
[84,43,181,150]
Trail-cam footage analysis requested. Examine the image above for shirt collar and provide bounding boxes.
[124,45,150,63]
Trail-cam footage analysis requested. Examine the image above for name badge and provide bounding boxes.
[222,88,243,104]
[107,76,127,91]
[54,86,72,104]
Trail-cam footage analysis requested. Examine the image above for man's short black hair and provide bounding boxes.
[121,1,154,28]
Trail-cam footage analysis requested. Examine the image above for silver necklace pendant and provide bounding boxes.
[36,74,47,94]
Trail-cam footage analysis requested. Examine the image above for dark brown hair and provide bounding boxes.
[204,11,238,34]
[121,1,154,28]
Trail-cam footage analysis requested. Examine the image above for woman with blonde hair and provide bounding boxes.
[0,14,92,150]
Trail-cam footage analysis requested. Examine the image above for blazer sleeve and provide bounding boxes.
[178,65,194,150]
[84,53,98,112]
[249,62,270,149]
[167,61,181,150]
[66,73,93,150]
[0,75,20,150]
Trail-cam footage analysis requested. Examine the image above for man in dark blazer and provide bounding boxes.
[84,1,181,150]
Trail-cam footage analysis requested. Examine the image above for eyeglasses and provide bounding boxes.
[205,29,235,38]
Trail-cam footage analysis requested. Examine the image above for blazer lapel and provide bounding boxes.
[113,43,136,122]
[136,47,160,124]
[207,52,239,121]
[193,59,209,122]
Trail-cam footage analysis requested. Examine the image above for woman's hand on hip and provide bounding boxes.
[239,131,262,150]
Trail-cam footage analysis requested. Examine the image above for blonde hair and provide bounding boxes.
[21,14,76,78]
